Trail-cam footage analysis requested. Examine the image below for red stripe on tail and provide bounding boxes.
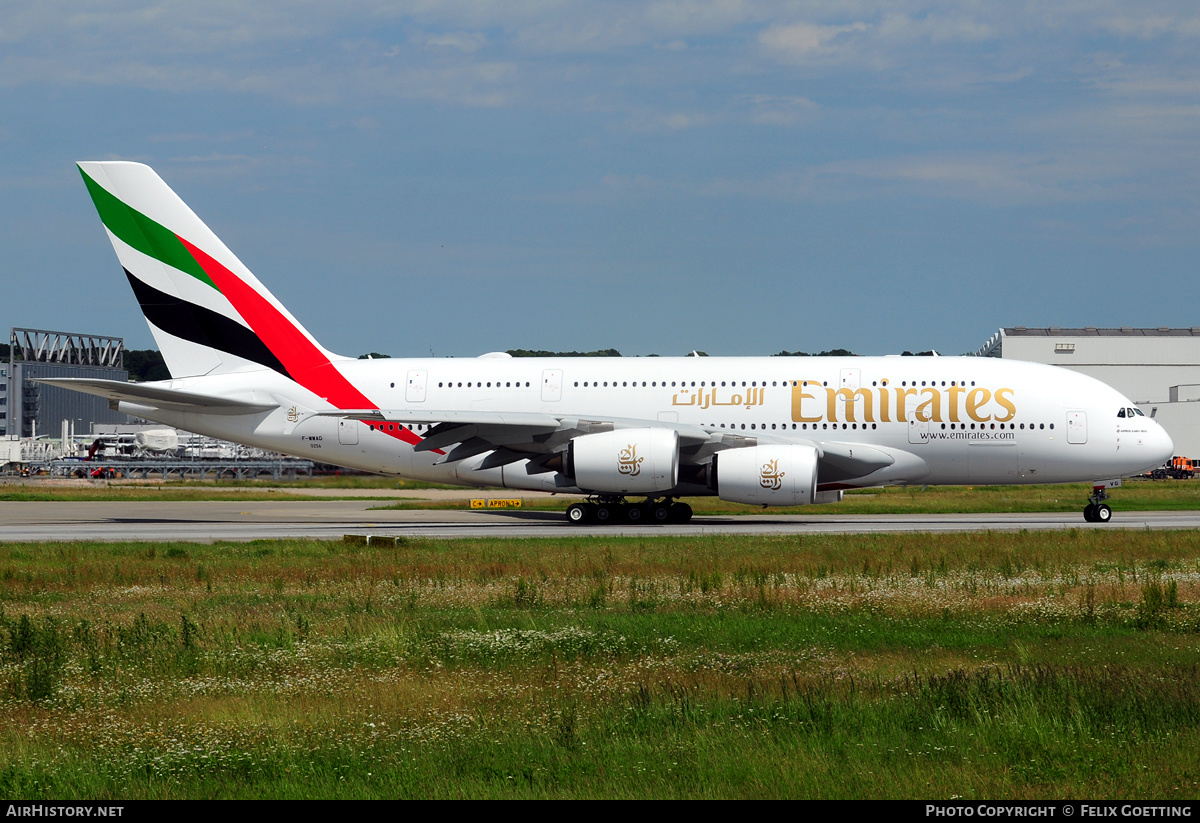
[178,236,423,447]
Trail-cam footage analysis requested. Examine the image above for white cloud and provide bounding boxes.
[1097,15,1183,39]
[3,0,1200,190]
[624,109,719,131]
[417,31,488,52]
[758,21,868,60]
[742,94,818,125]
[874,13,994,44]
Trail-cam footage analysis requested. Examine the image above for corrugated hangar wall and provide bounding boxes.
[977,327,1200,458]
[11,362,129,438]
[6,328,130,439]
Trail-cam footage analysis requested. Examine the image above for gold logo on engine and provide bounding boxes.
[286,405,299,423]
[618,444,643,477]
[759,458,785,490]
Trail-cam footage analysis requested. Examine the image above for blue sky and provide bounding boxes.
[2,1,1198,358]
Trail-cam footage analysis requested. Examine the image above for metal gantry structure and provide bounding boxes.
[9,327,124,369]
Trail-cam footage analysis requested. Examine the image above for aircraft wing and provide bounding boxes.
[326,408,899,482]
[32,378,278,416]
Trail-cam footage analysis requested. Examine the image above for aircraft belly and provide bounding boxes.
[452,457,570,493]
[967,442,1019,483]
[929,442,970,484]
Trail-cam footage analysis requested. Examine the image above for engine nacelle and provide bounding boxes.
[568,428,680,494]
[712,444,820,506]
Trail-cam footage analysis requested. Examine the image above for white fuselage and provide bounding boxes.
[118,354,1174,496]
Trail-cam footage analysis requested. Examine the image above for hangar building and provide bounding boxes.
[3,327,129,439]
[976,327,1200,459]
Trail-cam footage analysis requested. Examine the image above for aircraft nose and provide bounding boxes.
[1151,421,1175,464]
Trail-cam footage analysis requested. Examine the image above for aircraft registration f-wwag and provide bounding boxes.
[46,161,1174,525]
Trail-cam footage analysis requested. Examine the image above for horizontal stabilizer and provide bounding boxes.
[33,378,278,416]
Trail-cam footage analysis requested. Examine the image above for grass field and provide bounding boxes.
[2,530,1200,798]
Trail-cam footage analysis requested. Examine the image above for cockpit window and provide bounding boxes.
[1133,407,1145,416]
[1117,408,1126,418]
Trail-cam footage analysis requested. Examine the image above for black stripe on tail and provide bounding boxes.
[124,269,292,378]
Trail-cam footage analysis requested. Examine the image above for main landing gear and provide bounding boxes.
[1083,483,1113,523]
[565,497,693,525]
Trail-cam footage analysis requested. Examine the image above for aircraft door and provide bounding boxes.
[542,369,563,402]
[908,418,930,445]
[406,370,427,403]
[338,418,359,445]
[1066,410,1087,444]
[838,368,861,420]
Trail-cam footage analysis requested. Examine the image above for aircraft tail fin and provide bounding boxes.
[77,161,342,383]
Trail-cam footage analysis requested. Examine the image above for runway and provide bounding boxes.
[2,500,1199,541]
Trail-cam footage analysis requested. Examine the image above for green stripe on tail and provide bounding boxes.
[79,166,217,290]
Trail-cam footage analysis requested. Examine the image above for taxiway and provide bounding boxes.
[2,500,1198,541]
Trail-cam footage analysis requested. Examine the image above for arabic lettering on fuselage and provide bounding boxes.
[670,387,764,410]
[670,380,1017,424]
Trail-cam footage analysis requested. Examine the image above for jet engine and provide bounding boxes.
[711,444,819,506]
[568,428,679,494]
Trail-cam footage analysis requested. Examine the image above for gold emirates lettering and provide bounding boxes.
[790,381,1015,424]
[759,459,785,490]
[617,444,643,477]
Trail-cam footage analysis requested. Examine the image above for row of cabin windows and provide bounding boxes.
[365,420,1052,437]
[568,379,983,388]
[404,378,985,390]
[432,381,532,389]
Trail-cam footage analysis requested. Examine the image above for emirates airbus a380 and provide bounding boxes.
[44,161,1174,525]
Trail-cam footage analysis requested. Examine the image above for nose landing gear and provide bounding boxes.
[1083,483,1113,523]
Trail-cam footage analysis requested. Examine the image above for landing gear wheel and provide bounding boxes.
[626,505,644,522]
[1084,484,1114,524]
[651,504,672,523]
[566,503,591,525]
[594,505,613,523]
[670,502,693,523]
